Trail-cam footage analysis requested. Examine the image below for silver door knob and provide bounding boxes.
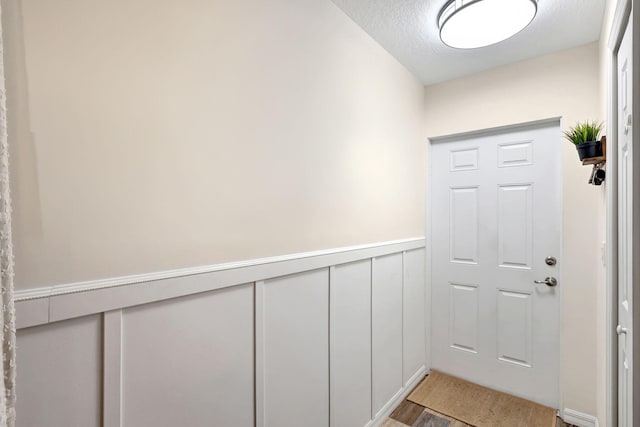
[617,325,628,335]
[534,277,558,287]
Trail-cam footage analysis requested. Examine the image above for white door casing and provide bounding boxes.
[430,120,562,408]
[617,18,633,427]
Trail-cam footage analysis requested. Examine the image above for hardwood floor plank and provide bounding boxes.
[382,418,410,427]
[412,410,451,427]
[556,417,577,427]
[422,407,471,427]
[390,400,426,426]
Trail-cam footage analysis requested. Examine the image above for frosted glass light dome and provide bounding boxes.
[438,0,537,49]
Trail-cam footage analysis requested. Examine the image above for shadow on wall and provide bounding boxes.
[3,0,46,273]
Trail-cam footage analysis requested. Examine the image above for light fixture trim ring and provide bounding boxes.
[438,0,538,49]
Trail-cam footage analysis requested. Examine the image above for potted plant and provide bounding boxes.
[564,120,604,161]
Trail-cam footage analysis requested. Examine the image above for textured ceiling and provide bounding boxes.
[330,0,606,85]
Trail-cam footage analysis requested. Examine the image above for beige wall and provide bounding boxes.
[424,43,603,415]
[4,0,426,289]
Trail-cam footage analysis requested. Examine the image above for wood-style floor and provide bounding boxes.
[384,395,578,427]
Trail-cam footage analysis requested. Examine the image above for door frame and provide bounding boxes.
[606,1,639,425]
[425,117,564,411]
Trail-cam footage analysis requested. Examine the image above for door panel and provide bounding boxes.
[498,141,533,167]
[431,122,561,408]
[449,283,479,353]
[450,147,479,171]
[497,184,533,269]
[450,187,479,264]
[497,289,533,367]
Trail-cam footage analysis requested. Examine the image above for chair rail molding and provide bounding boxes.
[16,237,425,328]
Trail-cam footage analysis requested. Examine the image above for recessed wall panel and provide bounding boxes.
[498,185,533,269]
[262,270,329,427]
[123,285,254,427]
[450,148,478,171]
[16,316,102,427]
[498,141,533,168]
[372,253,403,416]
[403,248,426,384]
[330,261,372,427]
[449,283,478,353]
[450,187,478,264]
[497,289,533,367]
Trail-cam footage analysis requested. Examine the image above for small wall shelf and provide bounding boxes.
[581,136,606,166]
[582,156,606,165]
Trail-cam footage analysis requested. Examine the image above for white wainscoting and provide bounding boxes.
[14,238,426,427]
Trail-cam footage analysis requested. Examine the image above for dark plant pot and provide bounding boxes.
[576,140,602,160]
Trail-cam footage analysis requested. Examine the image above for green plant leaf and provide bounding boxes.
[563,120,604,145]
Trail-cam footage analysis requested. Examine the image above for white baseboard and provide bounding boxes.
[367,366,427,427]
[563,408,599,427]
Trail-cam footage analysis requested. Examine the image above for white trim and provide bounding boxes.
[370,255,378,421]
[254,281,265,427]
[634,2,640,423]
[103,310,123,427]
[16,237,423,302]
[609,0,632,51]
[370,257,375,422]
[14,287,53,301]
[14,297,48,329]
[557,116,566,420]
[15,237,424,328]
[563,408,599,427]
[328,266,336,427]
[401,251,405,385]
[427,117,562,143]
[425,139,433,372]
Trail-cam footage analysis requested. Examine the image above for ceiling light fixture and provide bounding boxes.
[438,0,537,49]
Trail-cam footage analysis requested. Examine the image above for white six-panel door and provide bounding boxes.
[617,18,634,427]
[430,121,562,408]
